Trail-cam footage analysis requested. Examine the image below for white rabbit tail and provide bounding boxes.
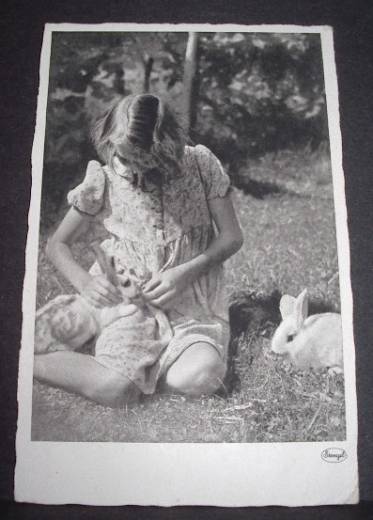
[271,289,343,374]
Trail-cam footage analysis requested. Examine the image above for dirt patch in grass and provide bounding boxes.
[32,147,345,442]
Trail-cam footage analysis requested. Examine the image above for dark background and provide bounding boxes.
[0,0,372,518]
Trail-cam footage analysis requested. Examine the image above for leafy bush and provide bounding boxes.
[42,31,328,212]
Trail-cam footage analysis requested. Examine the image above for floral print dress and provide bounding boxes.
[67,144,231,393]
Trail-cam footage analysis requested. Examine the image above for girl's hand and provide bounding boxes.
[142,264,195,309]
[80,275,123,308]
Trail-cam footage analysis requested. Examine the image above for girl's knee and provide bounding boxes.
[165,343,226,396]
[87,372,140,408]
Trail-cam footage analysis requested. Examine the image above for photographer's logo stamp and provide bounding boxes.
[321,448,347,463]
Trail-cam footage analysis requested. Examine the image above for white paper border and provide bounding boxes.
[15,23,359,506]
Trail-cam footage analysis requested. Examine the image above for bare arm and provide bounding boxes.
[186,193,244,275]
[46,207,121,306]
[46,207,92,292]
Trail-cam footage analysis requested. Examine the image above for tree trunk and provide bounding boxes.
[183,32,199,136]
[143,56,154,93]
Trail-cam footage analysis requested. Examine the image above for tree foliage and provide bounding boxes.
[42,31,328,215]
[196,33,327,166]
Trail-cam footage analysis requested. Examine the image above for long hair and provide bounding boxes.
[91,94,187,184]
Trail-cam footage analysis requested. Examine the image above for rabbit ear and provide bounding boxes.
[294,289,309,329]
[279,295,296,319]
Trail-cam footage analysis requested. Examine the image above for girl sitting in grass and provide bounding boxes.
[34,94,243,407]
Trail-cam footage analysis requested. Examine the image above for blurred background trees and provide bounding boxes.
[41,31,328,220]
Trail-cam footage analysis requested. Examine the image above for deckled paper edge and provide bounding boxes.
[15,23,359,506]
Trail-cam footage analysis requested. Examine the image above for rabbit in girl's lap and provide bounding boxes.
[34,94,243,405]
[35,245,172,355]
[271,289,343,374]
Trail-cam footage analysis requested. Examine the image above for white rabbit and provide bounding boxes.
[271,289,343,374]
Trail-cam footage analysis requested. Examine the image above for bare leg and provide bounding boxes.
[34,351,140,408]
[164,342,226,396]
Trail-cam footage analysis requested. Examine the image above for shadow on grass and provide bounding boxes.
[233,177,321,200]
[234,178,286,199]
[223,290,337,395]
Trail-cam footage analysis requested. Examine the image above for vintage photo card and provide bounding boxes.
[15,23,358,505]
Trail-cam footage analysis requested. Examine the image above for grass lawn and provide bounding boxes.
[31,146,346,442]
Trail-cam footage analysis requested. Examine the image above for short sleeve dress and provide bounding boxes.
[67,144,232,393]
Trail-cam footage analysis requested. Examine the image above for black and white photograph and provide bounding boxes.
[15,23,358,506]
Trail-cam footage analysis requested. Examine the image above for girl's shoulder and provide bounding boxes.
[181,144,209,172]
[183,144,231,200]
[183,144,221,167]
[183,144,224,173]
[184,143,211,158]
[67,160,107,216]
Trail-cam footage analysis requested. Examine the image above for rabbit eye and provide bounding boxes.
[287,334,295,342]
[121,279,131,288]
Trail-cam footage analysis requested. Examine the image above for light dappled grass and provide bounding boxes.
[32,147,346,442]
